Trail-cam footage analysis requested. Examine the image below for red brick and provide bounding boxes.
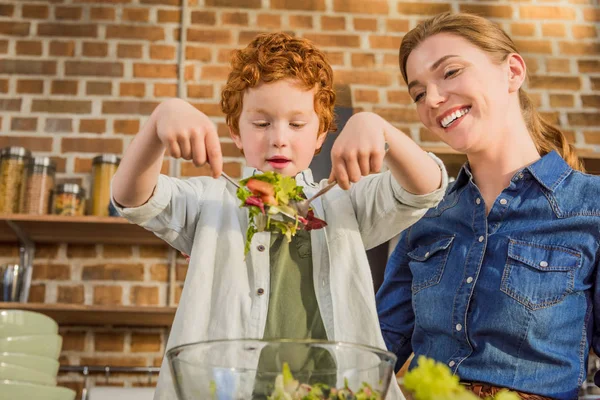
[87,81,112,95]
[583,8,600,22]
[529,76,580,90]
[559,42,600,56]
[57,285,84,304]
[51,80,78,95]
[369,35,402,50]
[386,19,409,32]
[28,284,45,302]
[82,263,144,281]
[82,42,108,57]
[0,79,7,93]
[0,99,22,111]
[511,23,536,37]
[65,61,123,77]
[117,43,143,59]
[133,63,177,78]
[0,40,7,54]
[80,356,146,368]
[205,0,262,8]
[62,137,123,153]
[354,89,379,103]
[150,45,176,60]
[123,7,149,22]
[156,9,179,23]
[16,40,42,56]
[550,94,574,108]
[568,113,600,126]
[56,6,83,20]
[67,244,97,258]
[0,136,52,151]
[79,119,106,133]
[0,22,30,36]
[582,95,600,108]
[45,118,73,133]
[140,0,180,4]
[131,333,161,352]
[238,30,269,45]
[583,131,600,145]
[175,263,188,281]
[186,46,212,61]
[102,101,159,115]
[0,4,14,16]
[459,4,513,18]
[289,15,313,29]
[546,58,571,73]
[120,82,146,97]
[321,16,345,31]
[22,4,49,19]
[103,245,133,258]
[74,158,92,173]
[106,25,164,41]
[94,333,125,352]
[154,83,177,97]
[303,33,360,48]
[50,40,75,56]
[191,102,224,117]
[257,13,281,28]
[90,7,115,20]
[188,84,213,98]
[373,107,420,123]
[32,100,92,114]
[579,60,600,73]
[572,25,597,39]
[191,10,216,25]
[514,39,552,54]
[114,119,140,134]
[130,286,159,306]
[0,59,56,75]
[222,12,248,26]
[33,264,70,280]
[61,332,86,351]
[351,53,375,68]
[201,65,230,81]
[140,245,170,258]
[334,0,388,14]
[542,23,566,37]
[397,3,451,15]
[11,117,37,132]
[187,28,232,44]
[520,6,576,20]
[38,23,97,37]
[150,264,168,282]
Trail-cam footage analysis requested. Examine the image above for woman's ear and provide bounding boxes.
[229,125,243,150]
[507,53,526,93]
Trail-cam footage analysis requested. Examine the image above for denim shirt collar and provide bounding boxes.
[450,150,571,194]
[241,166,315,187]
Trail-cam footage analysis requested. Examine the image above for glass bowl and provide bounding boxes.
[168,339,397,400]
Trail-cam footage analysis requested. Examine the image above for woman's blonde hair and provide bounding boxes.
[399,12,583,171]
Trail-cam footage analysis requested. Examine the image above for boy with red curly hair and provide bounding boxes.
[112,32,447,399]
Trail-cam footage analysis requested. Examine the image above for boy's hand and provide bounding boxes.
[155,98,223,178]
[329,112,387,190]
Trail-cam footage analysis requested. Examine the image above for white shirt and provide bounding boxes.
[114,153,447,400]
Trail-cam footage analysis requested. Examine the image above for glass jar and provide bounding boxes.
[0,146,31,214]
[52,183,85,216]
[20,157,56,215]
[90,154,120,217]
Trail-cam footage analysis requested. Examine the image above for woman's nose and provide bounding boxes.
[425,84,446,108]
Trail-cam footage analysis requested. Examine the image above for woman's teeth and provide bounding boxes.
[441,107,470,128]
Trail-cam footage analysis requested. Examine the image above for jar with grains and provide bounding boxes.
[0,146,31,214]
[52,183,85,216]
[20,157,56,215]
[91,154,120,217]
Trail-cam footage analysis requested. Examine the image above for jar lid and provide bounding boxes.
[0,146,31,158]
[93,154,121,166]
[55,183,85,196]
[30,156,56,169]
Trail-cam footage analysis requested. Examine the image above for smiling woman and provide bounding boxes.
[377,12,600,400]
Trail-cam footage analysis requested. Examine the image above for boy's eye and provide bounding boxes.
[290,122,306,128]
[253,122,269,128]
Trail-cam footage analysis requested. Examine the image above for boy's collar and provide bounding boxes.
[241,167,315,187]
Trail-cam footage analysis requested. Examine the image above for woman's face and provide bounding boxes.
[405,33,518,154]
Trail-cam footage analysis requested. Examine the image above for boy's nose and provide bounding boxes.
[270,124,289,147]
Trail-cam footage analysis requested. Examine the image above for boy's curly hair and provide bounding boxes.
[220,32,337,138]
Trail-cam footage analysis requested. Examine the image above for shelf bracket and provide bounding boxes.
[6,220,35,303]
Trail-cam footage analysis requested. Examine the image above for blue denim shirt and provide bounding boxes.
[377,151,600,400]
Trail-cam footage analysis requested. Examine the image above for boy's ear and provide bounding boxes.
[507,53,526,94]
[316,131,328,150]
[229,125,243,150]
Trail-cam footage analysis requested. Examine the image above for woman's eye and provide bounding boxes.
[414,93,425,103]
[444,69,459,79]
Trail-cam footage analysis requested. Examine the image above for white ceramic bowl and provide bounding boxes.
[0,380,75,400]
[0,352,59,376]
[0,335,62,359]
[0,310,58,338]
[0,362,56,386]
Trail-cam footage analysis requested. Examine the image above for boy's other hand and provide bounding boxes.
[155,98,223,178]
[329,112,386,190]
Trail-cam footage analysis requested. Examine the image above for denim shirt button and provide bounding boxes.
[478,236,484,242]
[540,261,548,267]
[466,277,473,284]
[448,361,456,367]
[475,198,481,205]
[456,324,463,331]
[500,198,508,205]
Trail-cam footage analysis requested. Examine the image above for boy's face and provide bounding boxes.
[230,78,327,177]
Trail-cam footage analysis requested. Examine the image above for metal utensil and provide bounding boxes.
[0,263,27,302]
[292,181,337,218]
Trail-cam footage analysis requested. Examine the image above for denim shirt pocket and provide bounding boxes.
[408,236,455,293]
[501,239,581,311]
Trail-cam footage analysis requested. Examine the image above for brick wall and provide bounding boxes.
[0,0,598,397]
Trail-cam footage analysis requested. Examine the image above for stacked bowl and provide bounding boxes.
[0,309,75,400]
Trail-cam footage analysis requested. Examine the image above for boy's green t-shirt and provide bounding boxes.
[253,229,336,397]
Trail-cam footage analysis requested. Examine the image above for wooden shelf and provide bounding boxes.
[0,302,176,327]
[0,214,164,245]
